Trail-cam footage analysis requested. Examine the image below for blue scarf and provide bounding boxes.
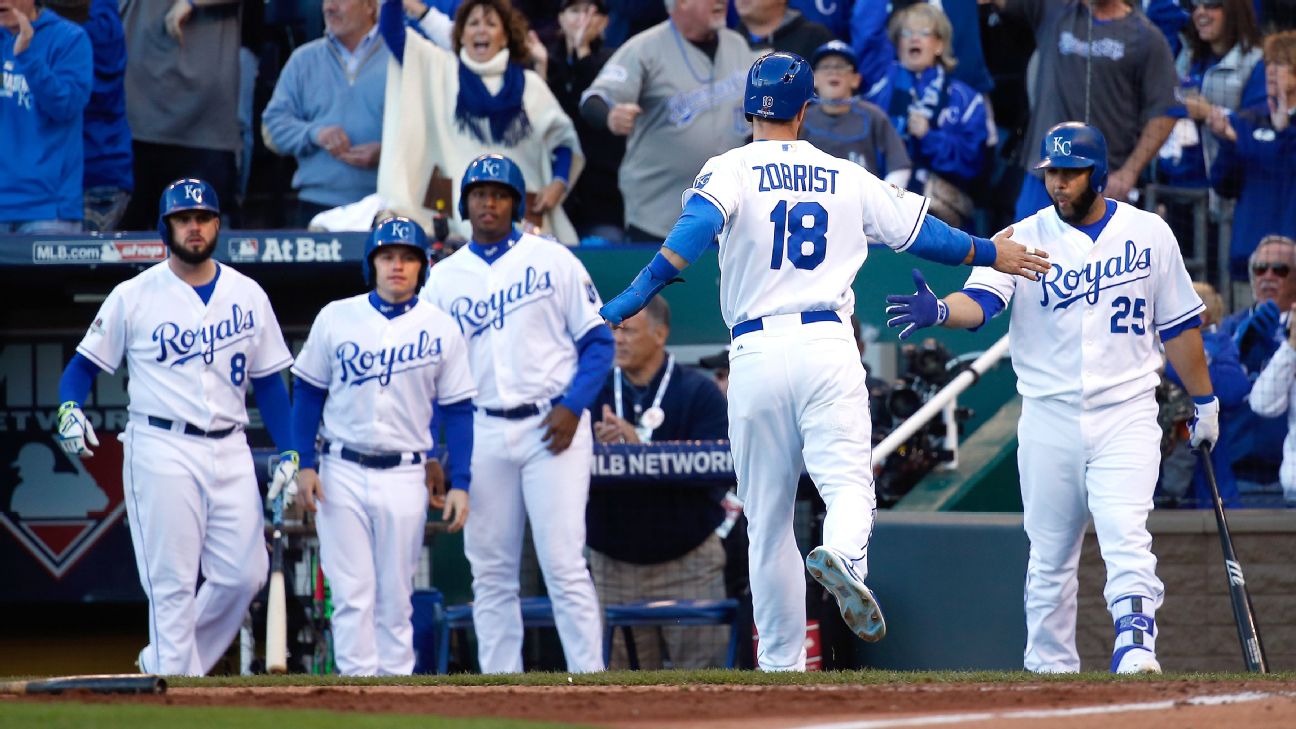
[455,61,532,145]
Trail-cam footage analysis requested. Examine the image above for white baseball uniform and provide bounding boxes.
[685,139,929,671]
[420,231,606,674]
[292,293,476,675]
[76,262,292,676]
[963,200,1204,672]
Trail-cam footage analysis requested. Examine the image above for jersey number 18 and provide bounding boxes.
[769,201,828,271]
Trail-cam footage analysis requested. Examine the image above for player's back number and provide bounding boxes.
[769,200,828,271]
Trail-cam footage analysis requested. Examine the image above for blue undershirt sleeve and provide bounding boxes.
[907,215,995,266]
[380,0,406,63]
[551,146,573,183]
[1159,315,1203,343]
[959,287,1005,333]
[58,353,106,405]
[252,373,293,453]
[662,195,725,264]
[291,379,328,470]
[436,399,475,491]
[561,326,615,415]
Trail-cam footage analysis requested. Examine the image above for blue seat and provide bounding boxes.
[603,598,740,669]
[410,588,444,674]
[437,596,554,674]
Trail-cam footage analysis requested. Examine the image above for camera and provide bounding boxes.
[872,338,971,506]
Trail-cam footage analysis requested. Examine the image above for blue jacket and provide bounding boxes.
[789,0,852,42]
[1219,304,1289,475]
[865,63,987,184]
[261,34,388,207]
[0,9,93,221]
[82,0,133,191]
[1210,104,1296,280]
[851,0,993,95]
[1166,327,1251,504]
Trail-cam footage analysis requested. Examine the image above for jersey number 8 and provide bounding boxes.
[230,352,247,385]
[769,201,828,271]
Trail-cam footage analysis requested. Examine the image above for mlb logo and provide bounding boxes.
[228,238,259,262]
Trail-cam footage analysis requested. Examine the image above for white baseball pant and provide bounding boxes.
[1017,391,1165,672]
[727,315,876,672]
[465,409,604,674]
[316,456,428,676]
[122,420,267,676]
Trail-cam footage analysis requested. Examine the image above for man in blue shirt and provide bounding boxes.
[1,0,92,232]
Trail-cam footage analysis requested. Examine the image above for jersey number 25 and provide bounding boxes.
[769,201,828,271]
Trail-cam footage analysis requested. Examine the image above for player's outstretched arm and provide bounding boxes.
[884,269,985,339]
[600,196,723,326]
[905,216,1049,280]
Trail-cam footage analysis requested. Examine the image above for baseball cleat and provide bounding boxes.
[1114,647,1161,674]
[806,546,886,642]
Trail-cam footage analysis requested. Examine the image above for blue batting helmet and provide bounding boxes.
[744,51,815,121]
[459,154,526,222]
[364,216,431,288]
[157,178,220,243]
[1034,122,1109,194]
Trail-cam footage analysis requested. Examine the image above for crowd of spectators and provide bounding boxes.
[5,1,1296,508]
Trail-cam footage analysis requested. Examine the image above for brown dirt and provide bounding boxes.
[6,680,1296,728]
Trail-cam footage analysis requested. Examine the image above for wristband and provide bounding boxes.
[1192,394,1216,405]
[935,299,949,326]
[970,235,996,266]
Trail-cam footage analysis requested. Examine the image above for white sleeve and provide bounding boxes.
[859,171,930,252]
[681,154,740,222]
[563,251,606,340]
[417,6,453,49]
[75,286,129,374]
[435,325,478,404]
[290,307,334,389]
[248,290,294,378]
[1152,224,1205,332]
[1248,341,1295,418]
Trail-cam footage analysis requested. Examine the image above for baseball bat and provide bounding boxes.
[266,491,288,674]
[1198,444,1269,673]
[0,675,165,695]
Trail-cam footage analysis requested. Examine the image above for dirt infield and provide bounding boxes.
[10,679,1296,728]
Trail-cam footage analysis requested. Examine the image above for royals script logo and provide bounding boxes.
[152,304,257,366]
[448,266,555,337]
[1040,240,1151,310]
[335,331,443,386]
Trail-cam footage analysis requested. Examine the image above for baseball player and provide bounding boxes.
[600,51,1048,672]
[54,178,298,676]
[285,216,476,676]
[420,153,614,674]
[884,122,1219,674]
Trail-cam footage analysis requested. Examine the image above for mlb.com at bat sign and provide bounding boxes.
[31,240,167,264]
[226,235,345,263]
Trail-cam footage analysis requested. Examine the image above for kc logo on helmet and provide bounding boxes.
[481,160,501,177]
[184,185,205,203]
[391,221,413,240]
[1050,137,1073,156]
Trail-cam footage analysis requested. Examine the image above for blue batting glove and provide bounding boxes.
[600,253,682,326]
[885,269,948,340]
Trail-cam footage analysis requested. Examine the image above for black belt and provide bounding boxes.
[731,310,841,340]
[482,396,564,420]
[146,416,237,439]
[321,440,423,469]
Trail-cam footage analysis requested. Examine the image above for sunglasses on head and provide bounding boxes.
[1253,263,1292,277]
[1193,0,1224,8]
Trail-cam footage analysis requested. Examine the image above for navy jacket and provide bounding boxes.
[587,360,730,564]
